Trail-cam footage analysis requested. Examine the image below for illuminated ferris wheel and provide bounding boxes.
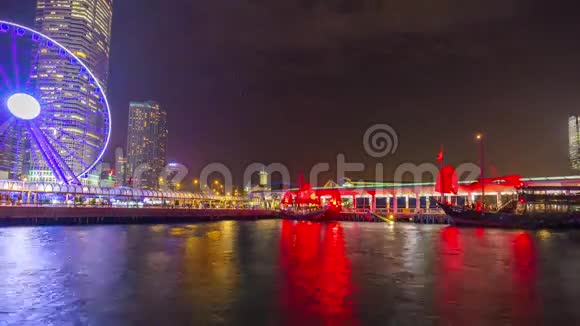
[0,21,111,185]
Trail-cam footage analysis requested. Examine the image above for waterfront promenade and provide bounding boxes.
[0,206,278,226]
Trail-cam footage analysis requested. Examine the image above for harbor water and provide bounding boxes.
[1,220,580,325]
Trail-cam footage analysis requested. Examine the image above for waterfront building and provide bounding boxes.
[114,147,127,187]
[99,162,115,188]
[161,162,187,191]
[21,0,114,183]
[126,101,168,190]
[569,115,580,171]
[259,170,268,187]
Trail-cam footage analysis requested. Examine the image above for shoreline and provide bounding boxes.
[0,207,279,227]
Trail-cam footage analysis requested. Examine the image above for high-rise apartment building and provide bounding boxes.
[126,101,168,190]
[569,116,580,171]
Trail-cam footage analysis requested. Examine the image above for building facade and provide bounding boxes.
[569,115,580,171]
[126,101,168,190]
[26,0,114,183]
[35,0,113,88]
[114,146,127,187]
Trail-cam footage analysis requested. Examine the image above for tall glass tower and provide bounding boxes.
[35,0,113,88]
[126,101,168,190]
[28,0,114,184]
[569,116,580,171]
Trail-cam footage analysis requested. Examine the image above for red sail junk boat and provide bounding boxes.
[280,177,342,221]
[436,171,580,229]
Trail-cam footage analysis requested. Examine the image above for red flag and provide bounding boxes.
[436,146,444,162]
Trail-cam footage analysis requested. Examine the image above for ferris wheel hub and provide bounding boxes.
[7,93,41,120]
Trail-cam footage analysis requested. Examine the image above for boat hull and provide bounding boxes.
[437,202,580,229]
[280,209,327,222]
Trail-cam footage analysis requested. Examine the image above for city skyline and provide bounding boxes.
[1,3,580,325]
[0,0,579,186]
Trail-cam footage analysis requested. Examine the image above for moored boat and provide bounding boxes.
[437,186,580,229]
[279,177,342,222]
[280,207,328,221]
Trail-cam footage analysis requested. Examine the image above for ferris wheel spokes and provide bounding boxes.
[42,129,89,167]
[28,124,81,184]
[0,118,15,135]
[10,32,20,88]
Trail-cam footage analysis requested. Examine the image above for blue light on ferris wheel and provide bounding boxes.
[0,20,112,185]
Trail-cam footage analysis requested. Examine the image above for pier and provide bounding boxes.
[0,206,278,226]
[411,214,451,224]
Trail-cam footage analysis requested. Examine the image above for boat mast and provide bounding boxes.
[476,133,485,210]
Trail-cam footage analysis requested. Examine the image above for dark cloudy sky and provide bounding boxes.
[1,0,580,185]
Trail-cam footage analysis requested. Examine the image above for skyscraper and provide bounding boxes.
[27,0,114,183]
[35,0,113,89]
[126,101,168,190]
[569,115,580,171]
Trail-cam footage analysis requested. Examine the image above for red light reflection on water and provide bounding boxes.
[511,232,539,323]
[513,232,535,269]
[279,220,355,325]
[440,226,463,271]
[475,227,485,239]
[435,227,540,324]
[436,226,464,317]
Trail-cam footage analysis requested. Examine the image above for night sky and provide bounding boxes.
[1,0,580,186]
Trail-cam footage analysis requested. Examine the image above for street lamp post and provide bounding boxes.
[213,180,220,194]
[476,133,485,210]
